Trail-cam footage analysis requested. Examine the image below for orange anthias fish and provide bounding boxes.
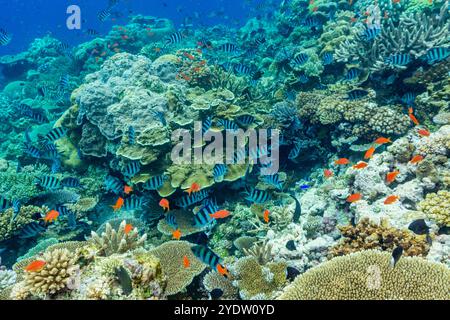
[364,146,376,160]
[347,193,362,203]
[216,264,230,278]
[183,255,190,268]
[335,158,350,165]
[312,6,318,12]
[263,209,270,223]
[112,197,124,212]
[392,0,401,3]
[159,198,170,212]
[386,171,400,183]
[353,161,368,169]
[384,195,400,205]
[350,17,357,23]
[42,210,59,223]
[124,185,133,195]
[409,113,420,126]
[210,210,231,219]
[183,52,195,60]
[417,129,430,137]
[172,229,182,240]
[124,223,133,235]
[24,260,46,272]
[374,137,392,145]
[185,182,200,196]
[410,155,424,164]
[324,169,334,178]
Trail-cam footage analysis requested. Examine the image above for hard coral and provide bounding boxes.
[419,190,450,226]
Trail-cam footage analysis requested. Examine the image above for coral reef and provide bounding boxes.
[418,191,450,226]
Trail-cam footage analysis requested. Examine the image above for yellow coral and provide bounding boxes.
[419,191,450,226]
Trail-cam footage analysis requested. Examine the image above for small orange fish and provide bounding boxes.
[210,210,231,219]
[364,11,370,16]
[216,264,230,278]
[384,11,389,19]
[183,52,195,60]
[364,146,376,160]
[347,193,362,203]
[312,6,318,12]
[172,228,182,240]
[124,223,133,235]
[409,113,420,126]
[392,0,400,3]
[199,60,207,66]
[24,260,46,272]
[408,107,414,114]
[386,171,400,183]
[309,0,314,4]
[417,129,430,137]
[183,255,190,268]
[121,35,129,40]
[353,161,368,169]
[335,158,350,165]
[409,155,424,164]
[185,182,200,196]
[159,198,170,212]
[384,195,399,205]
[154,47,161,53]
[124,185,133,195]
[100,51,107,57]
[324,169,334,178]
[263,209,270,223]
[42,210,59,223]
[178,72,191,81]
[374,137,392,145]
[112,197,124,212]
[350,17,357,23]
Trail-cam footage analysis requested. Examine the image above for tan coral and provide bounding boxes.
[419,191,450,226]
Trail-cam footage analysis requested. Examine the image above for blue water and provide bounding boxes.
[0,0,253,54]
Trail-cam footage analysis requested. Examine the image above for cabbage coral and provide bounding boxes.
[278,250,450,300]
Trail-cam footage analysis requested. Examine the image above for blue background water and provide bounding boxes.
[0,0,256,55]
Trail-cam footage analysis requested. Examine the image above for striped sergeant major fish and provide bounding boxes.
[290,53,309,67]
[384,53,411,66]
[401,92,416,106]
[165,212,178,229]
[142,174,168,191]
[362,27,381,41]
[344,68,360,81]
[234,64,254,77]
[213,164,228,182]
[175,189,209,208]
[302,16,321,29]
[217,119,239,131]
[97,8,112,22]
[19,222,46,239]
[61,177,83,189]
[424,47,450,64]
[322,52,333,65]
[34,175,62,190]
[191,245,222,269]
[346,89,369,100]
[0,196,11,211]
[51,159,61,174]
[165,31,186,45]
[123,161,141,178]
[58,75,70,91]
[11,199,21,222]
[27,110,48,124]
[128,126,135,145]
[193,201,218,228]
[42,127,68,143]
[243,188,271,204]
[218,43,240,55]
[123,196,148,211]
[262,173,284,190]
[202,116,212,134]
[105,175,123,194]
[236,114,256,127]
[0,28,12,46]
[24,144,41,159]
[288,141,303,160]
[151,110,167,126]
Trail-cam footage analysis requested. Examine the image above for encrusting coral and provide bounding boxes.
[278,250,450,300]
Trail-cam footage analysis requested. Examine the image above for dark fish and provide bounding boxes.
[401,92,416,106]
[244,188,270,204]
[408,219,430,235]
[37,85,49,98]
[165,31,185,45]
[86,29,100,36]
[302,16,321,28]
[218,43,240,54]
[298,74,309,84]
[35,175,61,190]
[0,28,11,46]
[151,110,167,126]
[289,193,301,223]
[123,195,148,211]
[61,177,83,189]
[285,240,296,251]
[24,144,41,158]
[390,246,403,268]
[175,190,209,208]
[67,211,77,230]
[210,288,224,300]
[123,161,141,178]
[253,36,266,47]
[97,8,112,22]
[288,141,302,160]
[142,174,168,191]
[18,103,33,115]
[105,175,123,194]
[385,53,411,66]
[0,197,11,211]
[249,145,269,162]
[286,266,301,281]
[262,174,283,190]
[234,64,254,76]
[19,222,46,239]
[58,75,70,91]
[346,89,369,100]
[27,110,48,124]
[115,266,133,296]
[217,119,239,131]
[57,205,72,216]
[236,114,256,126]
[191,245,222,269]
[202,116,212,134]
[425,47,450,64]
[12,199,21,221]
[193,202,218,228]
[43,127,68,143]
[213,164,228,182]
[165,212,178,229]
[290,53,309,67]
[344,68,360,81]
[363,27,381,41]
[438,226,450,235]
[128,126,135,145]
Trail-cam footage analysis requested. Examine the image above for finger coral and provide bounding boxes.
[278,250,450,300]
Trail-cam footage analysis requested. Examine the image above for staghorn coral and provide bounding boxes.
[330,218,430,257]
[149,240,206,296]
[278,250,450,300]
[242,241,274,265]
[0,268,16,290]
[89,220,147,256]
[419,191,450,226]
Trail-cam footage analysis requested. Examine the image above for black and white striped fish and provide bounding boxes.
[86,29,100,36]
[302,16,321,28]
[217,119,239,131]
[290,53,309,67]
[43,127,68,143]
[0,29,12,46]
[425,47,450,64]
[58,75,70,91]
[41,148,60,160]
[191,245,222,269]
[344,68,360,81]
[346,89,369,100]
[363,27,381,41]
[128,126,135,145]
[298,74,309,84]
[123,161,141,178]
[262,174,284,190]
[385,53,411,66]
[27,111,48,124]
[244,188,271,204]
[97,8,112,22]
[51,159,61,174]
[105,175,123,194]
[202,116,212,134]
[151,110,167,126]
[57,205,73,217]
[35,175,61,190]
[20,222,46,239]
[11,199,21,221]
[175,189,209,208]
[165,31,185,45]
[218,43,240,54]
[24,144,41,158]
[0,197,11,211]
[213,164,228,182]
[322,52,333,65]
[142,175,168,190]
[61,177,83,189]
[288,141,302,160]
[193,202,218,228]
[236,114,256,126]
[401,92,416,106]
[123,196,148,211]
[234,64,254,76]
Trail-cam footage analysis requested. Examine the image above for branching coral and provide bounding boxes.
[89,220,147,256]
[242,241,274,265]
[419,191,450,226]
[329,218,430,257]
[278,250,450,299]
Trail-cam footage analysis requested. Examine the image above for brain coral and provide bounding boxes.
[419,191,450,226]
[278,250,450,300]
